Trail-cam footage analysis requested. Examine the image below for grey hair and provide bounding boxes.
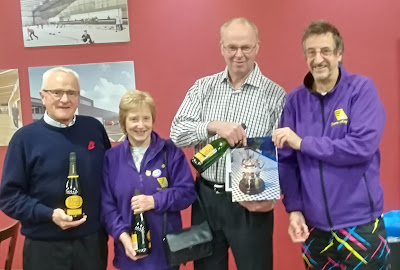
[41,67,80,89]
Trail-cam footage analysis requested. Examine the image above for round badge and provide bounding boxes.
[161,164,166,168]
[145,170,151,176]
[152,169,162,177]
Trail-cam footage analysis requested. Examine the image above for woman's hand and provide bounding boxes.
[131,195,155,213]
[119,232,148,261]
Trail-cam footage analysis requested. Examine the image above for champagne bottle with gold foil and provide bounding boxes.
[191,123,246,173]
[131,190,151,255]
[65,152,83,220]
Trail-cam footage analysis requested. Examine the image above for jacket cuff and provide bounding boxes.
[300,136,312,155]
[152,193,161,213]
[283,197,303,213]
[113,226,130,241]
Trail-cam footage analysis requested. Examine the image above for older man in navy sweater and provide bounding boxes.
[0,67,111,270]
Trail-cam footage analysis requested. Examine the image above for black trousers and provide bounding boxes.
[23,230,108,270]
[192,179,274,270]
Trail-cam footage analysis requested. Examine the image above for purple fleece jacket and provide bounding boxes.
[279,65,386,231]
[101,132,196,270]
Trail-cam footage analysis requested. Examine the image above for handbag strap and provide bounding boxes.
[162,141,207,236]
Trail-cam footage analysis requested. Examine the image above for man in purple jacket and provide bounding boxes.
[272,20,390,269]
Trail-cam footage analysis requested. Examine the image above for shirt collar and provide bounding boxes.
[220,62,262,88]
[43,111,76,128]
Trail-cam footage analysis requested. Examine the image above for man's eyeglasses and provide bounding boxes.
[42,89,80,99]
[223,43,257,55]
[306,48,335,59]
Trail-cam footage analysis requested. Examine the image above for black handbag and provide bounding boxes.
[161,146,213,266]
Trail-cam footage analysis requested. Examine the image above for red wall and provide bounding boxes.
[1,0,399,269]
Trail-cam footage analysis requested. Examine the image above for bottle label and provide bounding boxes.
[199,144,215,157]
[65,195,83,209]
[194,152,206,162]
[66,208,82,216]
[132,233,138,250]
[147,230,151,248]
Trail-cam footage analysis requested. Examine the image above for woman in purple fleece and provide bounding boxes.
[101,90,196,270]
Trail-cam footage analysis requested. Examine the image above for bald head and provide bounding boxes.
[220,17,259,41]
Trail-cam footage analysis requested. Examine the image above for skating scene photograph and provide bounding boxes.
[20,0,130,47]
[29,61,135,142]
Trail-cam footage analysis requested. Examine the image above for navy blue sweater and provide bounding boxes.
[0,116,111,240]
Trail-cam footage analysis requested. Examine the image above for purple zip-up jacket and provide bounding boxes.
[279,65,386,231]
[101,132,196,270]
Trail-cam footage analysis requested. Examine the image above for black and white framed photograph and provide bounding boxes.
[20,0,130,47]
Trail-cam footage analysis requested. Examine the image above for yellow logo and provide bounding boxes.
[334,109,348,121]
[157,177,168,189]
[331,108,348,126]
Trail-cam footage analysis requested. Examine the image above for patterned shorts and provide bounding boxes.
[302,217,391,269]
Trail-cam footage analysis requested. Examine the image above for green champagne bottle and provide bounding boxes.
[65,152,83,220]
[191,123,246,173]
[131,190,151,255]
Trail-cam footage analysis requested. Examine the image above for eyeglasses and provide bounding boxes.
[42,89,80,99]
[306,48,335,59]
[223,43,257,55]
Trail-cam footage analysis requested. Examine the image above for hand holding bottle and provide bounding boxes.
[131,194,155,213]
[207,121,247,147]
[119,232,148,261]
[52,208,87,230]
[192,122,246,173]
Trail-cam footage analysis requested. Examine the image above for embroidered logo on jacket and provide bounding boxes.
[88,141,95,150]
[157,177,169,189]
[331,108,348,126]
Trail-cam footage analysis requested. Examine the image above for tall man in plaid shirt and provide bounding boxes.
[170,17,286,270]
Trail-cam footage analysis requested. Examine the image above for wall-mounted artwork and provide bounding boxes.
[0,69,22,146]
[20,0,130,47]
[29,61,135,142]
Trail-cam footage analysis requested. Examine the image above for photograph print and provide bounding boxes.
[29,61,135,142]
[0,69,22,146]
[20,0,130,47]
[226,136,281,202]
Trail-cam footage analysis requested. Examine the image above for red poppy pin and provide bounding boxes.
[88,141,95,150]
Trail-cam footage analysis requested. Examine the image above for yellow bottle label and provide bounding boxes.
[199,144,214,156]
[194,152,206,162]
[147,231,151,248]
[66,208,82,216]
[65,195,83,209]
[132,233,138,250]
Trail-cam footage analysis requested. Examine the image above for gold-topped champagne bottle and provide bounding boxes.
[64,152,83,220]
[131,190,151,255]
[191,123,246,173]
